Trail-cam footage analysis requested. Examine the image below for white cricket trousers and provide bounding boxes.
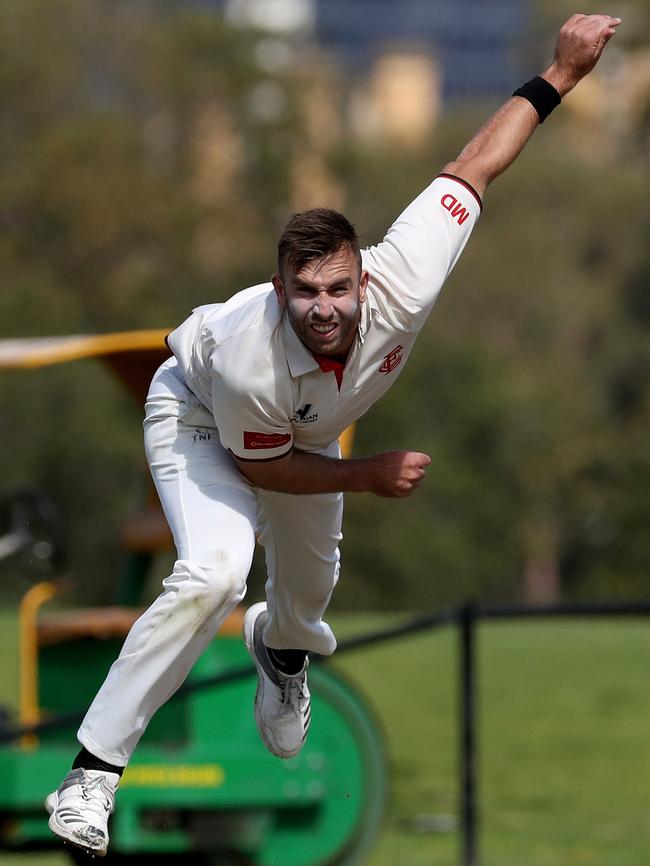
[77,359,342,767]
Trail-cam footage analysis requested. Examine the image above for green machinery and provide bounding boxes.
[0,334,388,865]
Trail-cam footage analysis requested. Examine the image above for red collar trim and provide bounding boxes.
[313,353,346,390]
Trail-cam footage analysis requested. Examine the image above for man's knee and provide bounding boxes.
[169,551,249,613]
[201,548,250,605]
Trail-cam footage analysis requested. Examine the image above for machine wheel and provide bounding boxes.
[257,664,389,866]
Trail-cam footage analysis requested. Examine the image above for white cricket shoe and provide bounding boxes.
[243,602,311,759]
[45,767,119,856]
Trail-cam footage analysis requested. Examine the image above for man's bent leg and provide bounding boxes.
[244,484,342,757]
[257,486,343,656]
[77,410,258,767]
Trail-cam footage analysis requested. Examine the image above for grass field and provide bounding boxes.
[0,609,648,866]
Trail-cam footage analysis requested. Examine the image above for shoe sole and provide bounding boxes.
[243,602,301,759]
[45,791,108,856]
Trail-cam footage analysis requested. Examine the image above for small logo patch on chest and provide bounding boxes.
[292,403,319,424]
[379,345,404,375]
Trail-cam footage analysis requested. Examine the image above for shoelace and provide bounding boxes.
[67,776,114,820]
[280,676,307,709]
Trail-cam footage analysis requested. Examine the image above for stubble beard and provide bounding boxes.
[288,300,360,358]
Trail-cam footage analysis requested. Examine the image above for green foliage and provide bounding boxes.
[335,118,649,606]
[0,1,648,607]
[0,1,303,602]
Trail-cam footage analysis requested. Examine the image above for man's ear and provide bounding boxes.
[359,270,369,304]
[272,273,286,307]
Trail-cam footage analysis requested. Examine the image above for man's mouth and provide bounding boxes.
[311,323,337,336]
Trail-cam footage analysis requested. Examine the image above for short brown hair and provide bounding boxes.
[278,207,361,275]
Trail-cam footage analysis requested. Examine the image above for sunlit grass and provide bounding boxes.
[0,610,648,866]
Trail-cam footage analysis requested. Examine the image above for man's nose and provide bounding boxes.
[312,299,334,319]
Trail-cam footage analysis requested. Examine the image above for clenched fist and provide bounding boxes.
[362,450,432,498]
[544,13,622,96]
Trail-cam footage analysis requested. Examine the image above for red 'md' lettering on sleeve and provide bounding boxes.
[451,202,469,225]
[441,193,470,226]
[243,431,292,450]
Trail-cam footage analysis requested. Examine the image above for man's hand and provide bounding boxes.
[361,450,432,499]
[441,12,622,196]
[543,14,622,97]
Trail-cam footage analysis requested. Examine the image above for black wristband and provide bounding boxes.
[512,76,561,123]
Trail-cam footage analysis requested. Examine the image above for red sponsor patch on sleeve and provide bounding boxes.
[243,431,292,451]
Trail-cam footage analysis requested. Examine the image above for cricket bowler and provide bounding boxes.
[46,13,621,855]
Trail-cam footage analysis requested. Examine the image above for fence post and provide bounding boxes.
[459,603,478,866]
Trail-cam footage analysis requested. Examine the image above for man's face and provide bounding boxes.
[273,246,369,359]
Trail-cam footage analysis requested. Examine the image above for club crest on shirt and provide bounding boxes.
[292,403,319,424]
[379,345,404,375]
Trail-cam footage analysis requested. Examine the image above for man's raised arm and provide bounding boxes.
[442,14,621,197]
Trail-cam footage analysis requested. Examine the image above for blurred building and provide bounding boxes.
[183,0,537,201]
[224,0,315,34]
[349,48,441,147]
[205,0,532,100]
[216,0,533,148]
[316,0,531,101]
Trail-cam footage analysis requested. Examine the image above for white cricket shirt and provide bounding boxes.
[166,174,482,461]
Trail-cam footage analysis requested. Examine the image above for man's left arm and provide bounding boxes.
[442,14,621,197]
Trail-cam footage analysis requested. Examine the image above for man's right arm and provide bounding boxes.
[233,448,432,499]
[441,14,621,197]
[363,14,620,329]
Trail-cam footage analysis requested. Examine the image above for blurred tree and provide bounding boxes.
[0,1,647,608]
[0,0,314,602]
[334,113,648,606]
[0,0,313,334]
